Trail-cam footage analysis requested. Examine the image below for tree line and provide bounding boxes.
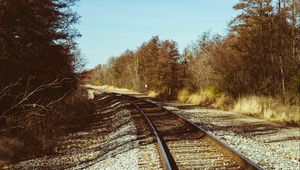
[0,0,92,163]
[88,37,182,95]
[87,0,300,101]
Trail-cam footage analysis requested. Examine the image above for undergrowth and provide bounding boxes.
[178,87,234,110]
[178,88,300,126]
[233,96,300,126]
[0,88,95,168]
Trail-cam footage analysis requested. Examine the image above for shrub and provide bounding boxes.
[148,91,160,97]
[0,86,95,168]
[177,89,190,102]
[185,87,221,106]
[233,96,264,116]
[212,94,234,110]
[177,87,234,110]
[194,88,218,106]
[59,88,95,127]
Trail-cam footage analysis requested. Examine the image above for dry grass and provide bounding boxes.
[178,88,216,105]
[233,96,300,126]
[177,89,190,102]
[147,91,160,97]
[178,89,299,125]
[233,96,264,116]
[177,88,234,110]
[190,89,215,106]
[212,94,235,110]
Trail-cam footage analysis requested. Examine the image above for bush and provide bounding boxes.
[0,86,95,168]
[233,96,264,116]
[177,87,234,110]
[212,94,234,110]
[186,90,211,106]
[147,91,160,97]
[177,89,190,102]
[59,88,95,127]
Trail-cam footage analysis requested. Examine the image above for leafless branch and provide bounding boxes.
[0,77,23,98]
[1,77,70,119]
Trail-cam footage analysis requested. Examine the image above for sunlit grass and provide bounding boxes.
[178,87,234,110]
[233,96,300,126]
[147,91,159,97]
[178,89,300,126]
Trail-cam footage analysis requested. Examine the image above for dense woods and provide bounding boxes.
[0,0,93,164]
[87,0,300,124]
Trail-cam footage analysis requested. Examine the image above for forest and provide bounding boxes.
[0,0,94,166]
[86,0,300,125]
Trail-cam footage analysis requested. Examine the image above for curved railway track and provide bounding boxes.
[107,92,262,170]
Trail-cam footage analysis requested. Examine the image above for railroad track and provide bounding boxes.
[106,92,262,170]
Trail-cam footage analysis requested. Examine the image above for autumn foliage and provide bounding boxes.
[86,0,300,124]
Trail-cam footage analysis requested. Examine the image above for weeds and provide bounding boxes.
[178,88,300,126]
[177,89,190,103]
[233,96,300,126]
[178,87,234,110]
[147,91,160,97]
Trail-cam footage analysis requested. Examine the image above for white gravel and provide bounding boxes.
[163,104,300,170]
[83,148,139,170]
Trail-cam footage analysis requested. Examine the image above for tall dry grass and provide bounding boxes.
[178,89,300,126]
[147,91,160,97]
[177,87,234,110]
[233,96,300,126]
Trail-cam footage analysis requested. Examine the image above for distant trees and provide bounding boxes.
[87,37,181,95]
[87,0,299,100]
[137,37,161,91]
[181,32,221,92]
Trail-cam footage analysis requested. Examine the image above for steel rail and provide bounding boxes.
[118,94,178,170]
[104,92,262,170]
[144,98,263,170]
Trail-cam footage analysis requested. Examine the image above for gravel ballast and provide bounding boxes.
[162,103,300,170]
[7,91,299,169]
[8,94,162,170]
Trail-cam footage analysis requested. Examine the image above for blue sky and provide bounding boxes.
[77,0,239,68]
